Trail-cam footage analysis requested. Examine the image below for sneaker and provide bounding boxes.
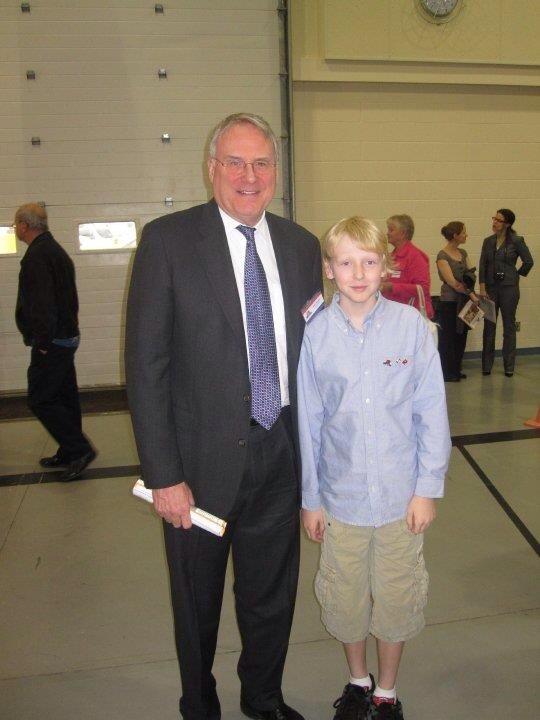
[333,677,374,720]
[368,697,404,719]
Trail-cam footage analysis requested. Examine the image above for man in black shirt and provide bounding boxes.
[14,203,95,481]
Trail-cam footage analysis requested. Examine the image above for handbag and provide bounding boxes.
[410,285,439,348]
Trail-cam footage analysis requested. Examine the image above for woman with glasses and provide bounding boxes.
[479,210,534,377]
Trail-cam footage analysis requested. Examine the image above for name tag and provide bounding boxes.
[389,269,401,278]
[301,292,324,322]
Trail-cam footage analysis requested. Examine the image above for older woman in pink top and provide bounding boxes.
[381,214,434,318]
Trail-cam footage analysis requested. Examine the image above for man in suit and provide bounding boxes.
[14,203,95,481]
[125,113,322,720]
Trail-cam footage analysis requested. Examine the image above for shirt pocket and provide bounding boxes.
[377,356,414,404]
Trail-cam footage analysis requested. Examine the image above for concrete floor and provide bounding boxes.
[1,356,539,720]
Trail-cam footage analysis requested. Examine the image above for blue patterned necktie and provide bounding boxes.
[237,225,281,430]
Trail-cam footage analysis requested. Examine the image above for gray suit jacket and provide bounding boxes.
[479,231,534,286]
[125,199,322,517]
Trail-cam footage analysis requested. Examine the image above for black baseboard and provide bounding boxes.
[0,387,128,421]
[464,346,540,359]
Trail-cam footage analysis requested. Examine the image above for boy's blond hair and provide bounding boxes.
[322,216,392,272]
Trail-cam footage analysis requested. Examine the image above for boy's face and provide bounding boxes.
[324,236,385,313]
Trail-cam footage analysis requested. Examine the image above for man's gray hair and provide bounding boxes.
[208,113,279,161]
[15,203,48,232]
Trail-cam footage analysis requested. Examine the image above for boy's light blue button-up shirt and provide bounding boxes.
[298,293,451,528]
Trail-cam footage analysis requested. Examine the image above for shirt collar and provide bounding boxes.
[329,291,387,334]
[218,207,267,236]
[392,240,412,259]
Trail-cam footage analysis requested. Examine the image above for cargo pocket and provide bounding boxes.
[412,549,429,615]
[314,557,337,615]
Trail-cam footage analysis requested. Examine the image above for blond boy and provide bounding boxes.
[298,216,451,719]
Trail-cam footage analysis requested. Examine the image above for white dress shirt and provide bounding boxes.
[218,208,289,406]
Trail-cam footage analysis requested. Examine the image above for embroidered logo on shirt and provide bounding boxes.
[383,357,409,367]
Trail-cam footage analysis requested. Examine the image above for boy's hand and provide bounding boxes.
[301,508,325,543]
[406,496,436,534]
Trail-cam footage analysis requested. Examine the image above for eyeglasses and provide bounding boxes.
[492,216,506,223]
[212,157,276,176]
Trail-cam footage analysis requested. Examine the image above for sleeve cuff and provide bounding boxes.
[302,492,322,510]
[414,476,445,498]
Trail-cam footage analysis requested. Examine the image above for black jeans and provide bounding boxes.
[27,345,92,461]
[437,301,468,380]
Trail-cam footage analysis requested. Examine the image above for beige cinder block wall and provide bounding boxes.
[290,1,539,353]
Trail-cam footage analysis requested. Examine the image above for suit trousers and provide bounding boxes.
[27,345,92,461]
[482,283,520,373]
[437,301,468,381]
[163,409,300,720]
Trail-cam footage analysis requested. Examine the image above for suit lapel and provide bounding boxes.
[266,213,302,373]
[196,200,245,346]
[196,204,303,374]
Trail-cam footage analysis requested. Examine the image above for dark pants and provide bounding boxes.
[437,301,468,380]
[163,410,300,720]
[27,345,92,461]
[482,283,520,374]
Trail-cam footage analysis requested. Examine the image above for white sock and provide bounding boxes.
[374,685,396,701]
[349,675,372,689]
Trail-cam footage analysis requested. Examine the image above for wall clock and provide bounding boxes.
[417,0,462,23]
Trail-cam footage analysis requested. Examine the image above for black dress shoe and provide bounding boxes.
[39,454,66,468]
[482,371,491,376]
[240,699,304,720]
[459,373,467,379]
[505,372,514,377]
[444,376,460,383]
[60,450,96,482]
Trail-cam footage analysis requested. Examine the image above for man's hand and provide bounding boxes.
[153,482,195,529]
[301,508,325,543]
[406,496,436,534]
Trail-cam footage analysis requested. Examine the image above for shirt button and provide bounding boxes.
[365,398,370,404]
[364,370,369,375]
[243,393,250,402]
[238,439,246,447]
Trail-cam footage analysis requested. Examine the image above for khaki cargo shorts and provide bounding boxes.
[314,512,428,644]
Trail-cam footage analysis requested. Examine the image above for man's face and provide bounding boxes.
[12,219,26,243]
[386,221,406,248]
[207,122,276,227]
